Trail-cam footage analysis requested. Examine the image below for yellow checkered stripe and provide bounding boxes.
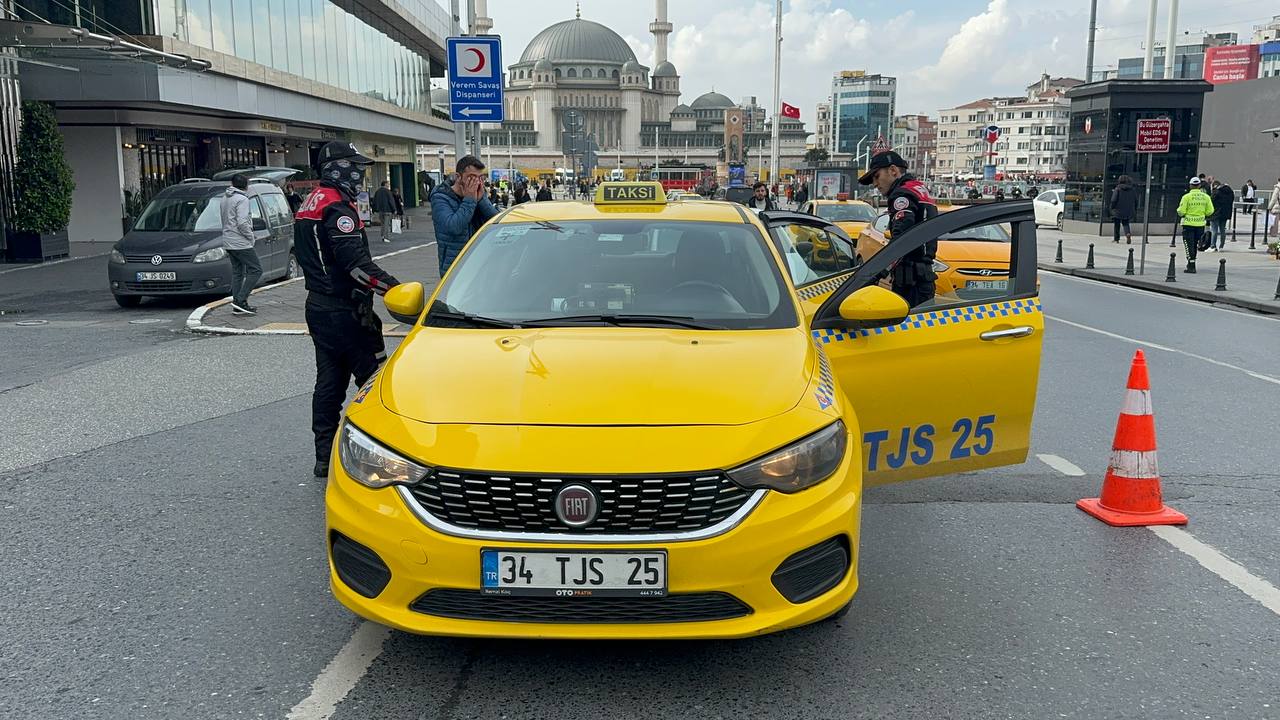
[812,297,1042,344]
[796,273,853,301]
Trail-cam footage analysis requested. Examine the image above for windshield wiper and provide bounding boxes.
[424,309,518,328]
[522,314,725,330]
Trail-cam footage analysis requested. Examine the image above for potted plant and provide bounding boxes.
[7,101,74,262]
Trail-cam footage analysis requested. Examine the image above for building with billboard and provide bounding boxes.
[828,71,896,158]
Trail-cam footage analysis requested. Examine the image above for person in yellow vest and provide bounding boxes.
[1176,177,1214,274]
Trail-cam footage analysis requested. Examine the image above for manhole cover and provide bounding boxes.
[128,318,168,325]
[14,319,47,326]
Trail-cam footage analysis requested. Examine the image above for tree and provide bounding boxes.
[804,147,830,164]
[12,101,75,234]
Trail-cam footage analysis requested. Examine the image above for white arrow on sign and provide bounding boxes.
[458,107,494,117]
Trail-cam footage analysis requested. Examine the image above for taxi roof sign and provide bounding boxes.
[595,181,666,205]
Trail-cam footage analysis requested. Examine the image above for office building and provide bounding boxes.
[1115,33,1238,80]
[828,71,896,158]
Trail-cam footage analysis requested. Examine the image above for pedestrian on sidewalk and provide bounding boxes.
[1242,179,1257,214]
[371,180,396,243]
[1176,177,1214,274]
[391,187,407,231]
[430,155,498,277]
[513,182,531,205]
[746,181,776,210]
[1110,175,1137,244]
[1209,180,1234,251]
[1269,177,1280,237]
[535,183,553,201]
[219,173,262,315]
[294,141,402,478]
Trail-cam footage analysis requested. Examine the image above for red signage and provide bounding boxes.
[1136,118,1171,153]
[1203,44,1260,85]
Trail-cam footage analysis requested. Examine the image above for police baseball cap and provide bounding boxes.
[1189,176,1201,186]
[858,150,909,185]
[316,141,374,167]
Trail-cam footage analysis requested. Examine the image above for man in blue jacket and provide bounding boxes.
[430,156,498,277]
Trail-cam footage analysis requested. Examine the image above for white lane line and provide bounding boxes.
[1041,266,1280,322]
[286,621,391,720]
[1149,526,1280,618]
[1045,315,1280,386]
[1036,453,1086,476]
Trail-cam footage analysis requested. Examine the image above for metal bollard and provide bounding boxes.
[1086,243,1095,269]
[1170,218,1179,247]
[1215,258,1228,291]
[1055,239,1063,263]
[1125,247,1135,275]
[1165,253,1177,283]
[1250,212,1257,250]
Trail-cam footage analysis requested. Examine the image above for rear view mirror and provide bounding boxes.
[384,282,425,325]
[837,286,908,326]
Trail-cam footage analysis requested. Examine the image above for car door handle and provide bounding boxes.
[980,326,1035,341]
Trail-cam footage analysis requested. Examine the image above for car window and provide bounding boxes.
[769,224,856,285]
[263,194,292,227]
[432,220,795,330]
[937,223,1010,242]
[250,198,265,222]
[812,204,877,223]
[133,195,222,233]
[914,219,1022,312]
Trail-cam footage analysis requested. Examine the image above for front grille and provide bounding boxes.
[406,470,754,534]
[411,589,752,624]
[125,253,193,264]
[955,268,1009,276]
[771,536,851,604]
[123,281,194,292]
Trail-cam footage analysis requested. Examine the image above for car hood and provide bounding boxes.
[833,221,870,238]
[121,231,220,255]
[380,327,810,426]
[936,239,1011,264]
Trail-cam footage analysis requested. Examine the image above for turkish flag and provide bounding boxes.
[781,102,800,119]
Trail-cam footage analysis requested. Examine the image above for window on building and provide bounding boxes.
[567,68,577,78]
[612,69,620,79]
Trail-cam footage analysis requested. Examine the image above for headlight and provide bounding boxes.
[932,259,949,273]
[338,423,431,488]
[727,421,847,494]
[193,246,227,263]
[109,247,125,264]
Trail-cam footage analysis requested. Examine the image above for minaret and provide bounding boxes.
[649,0,673,66]
[474,0,493,35]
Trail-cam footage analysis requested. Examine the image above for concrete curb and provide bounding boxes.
[0,251,111,275]
[1038,262,1280,315]
[186,242,434,336]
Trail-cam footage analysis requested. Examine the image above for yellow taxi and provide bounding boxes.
[325,182,1043,639]
[854,211,1016,300]
[799,197,878,239]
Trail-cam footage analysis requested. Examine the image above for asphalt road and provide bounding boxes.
[1,266,1278,719]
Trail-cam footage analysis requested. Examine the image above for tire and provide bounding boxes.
[286,251,302,279]
[823,599,853,624]
[1055,213,1063,231]
[114,294,142,308]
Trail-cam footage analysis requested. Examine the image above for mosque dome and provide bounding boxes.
[690,91,735,109]
[519,18,638,64]
[653,61,678,77]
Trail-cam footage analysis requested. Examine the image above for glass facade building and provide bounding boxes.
[829,74,896,156]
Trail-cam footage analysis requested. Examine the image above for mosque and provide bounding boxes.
[422,1,810,180]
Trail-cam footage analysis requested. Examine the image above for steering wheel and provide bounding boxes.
[662,281,745,314]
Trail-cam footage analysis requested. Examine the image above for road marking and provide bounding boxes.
[286,621,391,720]
[1036,453,1085,476]
[1041,271,1280,322]
[1149,526,1280,618]
[1045,315,1280,386]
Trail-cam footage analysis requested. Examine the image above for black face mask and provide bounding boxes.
[320,159,367,198]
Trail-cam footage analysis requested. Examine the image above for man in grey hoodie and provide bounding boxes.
[219,174,262,315]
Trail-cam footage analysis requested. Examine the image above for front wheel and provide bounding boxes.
[1056,213,1063,231]
[286,251,302,279]
[114,294,142,308]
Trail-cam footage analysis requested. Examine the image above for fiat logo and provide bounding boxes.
[150,255,163,266]
[554,484,599,528]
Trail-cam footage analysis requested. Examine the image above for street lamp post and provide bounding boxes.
[768,0,782,182]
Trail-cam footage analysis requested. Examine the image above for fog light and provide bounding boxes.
[110,281,120,289]
[204,279,217,288]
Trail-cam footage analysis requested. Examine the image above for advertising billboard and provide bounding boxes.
[1203,44,1260,85]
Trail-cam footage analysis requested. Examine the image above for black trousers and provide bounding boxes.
[1112,218,1131,242]
[1182,226,1203,265]
[306,298,385,461]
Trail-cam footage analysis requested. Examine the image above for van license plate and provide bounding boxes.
[136,272,177,281]
[481,549,666,597]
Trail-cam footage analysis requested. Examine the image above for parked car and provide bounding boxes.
[107,177,298,307]
[1033,188,1065,229]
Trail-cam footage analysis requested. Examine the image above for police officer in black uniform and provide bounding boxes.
[294,141,401,477]
[858,150,939,307]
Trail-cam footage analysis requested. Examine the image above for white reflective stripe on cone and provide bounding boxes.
[1108,449,1160,479]
[1120,388,1153,416]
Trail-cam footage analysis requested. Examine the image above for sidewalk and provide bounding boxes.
[188,207,442,336]
[1037,223,1280,315]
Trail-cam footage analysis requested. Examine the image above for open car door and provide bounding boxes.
[806,201,1043,486]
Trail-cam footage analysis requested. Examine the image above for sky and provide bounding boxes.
[478,0,1269,126]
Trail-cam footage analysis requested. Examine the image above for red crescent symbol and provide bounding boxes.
[464,48,485,73]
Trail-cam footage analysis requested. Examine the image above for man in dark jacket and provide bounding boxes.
[1207,181,1233,251]
[371,181,396,243]
[430,156,498,277]
[1110,175,1138,244]
[746,181,776,210]
[859,151,939,307]
[535,183,553,201]
[294,142,401,477]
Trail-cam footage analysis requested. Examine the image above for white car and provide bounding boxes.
[1033,189,1065,229]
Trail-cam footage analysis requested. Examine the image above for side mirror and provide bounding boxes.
[384,282,425,325]
[1050,198,1059,205]
[838,286,909,326]
[252,217,268,231]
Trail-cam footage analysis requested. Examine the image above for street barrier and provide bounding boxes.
[1249,212,1257,251]
[1214,259,1228,291]
[1055,239,1063,263]
[1076,350,1187,527]
[1124,248,1135,276]
[1086,243,1095,269]
[1164,253,1177,283]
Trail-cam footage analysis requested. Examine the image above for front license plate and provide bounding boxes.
[481,549,667,597]
[967,279,1008,290]
[136,271,177,281]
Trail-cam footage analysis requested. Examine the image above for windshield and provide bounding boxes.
[813,204,876,223]
[431,220,796,330]
[939,223,1011,242]
[133,195,222,233]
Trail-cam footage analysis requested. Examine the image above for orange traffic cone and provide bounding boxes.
[1076,350,1187,527]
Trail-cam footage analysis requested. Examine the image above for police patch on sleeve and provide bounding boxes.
[893,197,911,211]
[336,215,356,233]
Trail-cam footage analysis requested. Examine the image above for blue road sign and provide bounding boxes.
[447,36,504,123]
